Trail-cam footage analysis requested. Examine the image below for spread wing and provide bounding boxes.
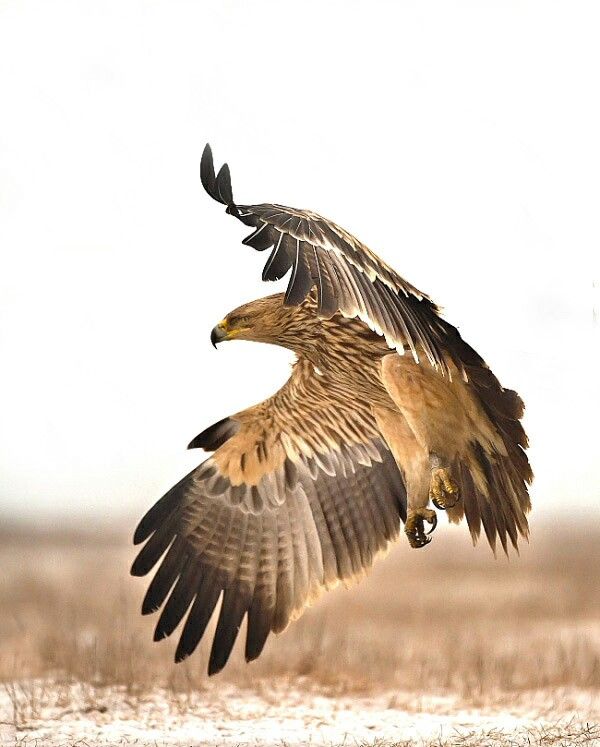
[131,359,407,675]
[200,144,459,377]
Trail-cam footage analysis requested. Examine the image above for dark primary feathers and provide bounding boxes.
[200,143,458,377]
[132,359,407,675]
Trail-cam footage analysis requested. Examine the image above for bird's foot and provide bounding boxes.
[429,467,459,510]
[405,507,437,549]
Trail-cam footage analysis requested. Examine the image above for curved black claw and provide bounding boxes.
[407,527,431,549]
[432,494,459,511]
[426,512,438,534]
[405,508,438,549]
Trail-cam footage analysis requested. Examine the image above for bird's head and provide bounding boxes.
[210,293,312,349]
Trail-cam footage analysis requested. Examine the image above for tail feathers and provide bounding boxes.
[456,441,531,556]
[446,331,532,553]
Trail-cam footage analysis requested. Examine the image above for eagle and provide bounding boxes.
[131,144,532,675]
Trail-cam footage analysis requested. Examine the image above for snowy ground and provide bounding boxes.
[3,526,600,745]
[2,681,599,746]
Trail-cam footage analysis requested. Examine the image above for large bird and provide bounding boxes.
[131,145,532,675]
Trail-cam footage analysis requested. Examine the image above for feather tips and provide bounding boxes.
[133,424,406,674]
[200,144,456,374]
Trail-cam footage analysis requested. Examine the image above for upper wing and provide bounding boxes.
[131,359,406,675]
[200,144,458,377]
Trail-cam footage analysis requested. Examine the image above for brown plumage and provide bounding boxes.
[131,145,532,675]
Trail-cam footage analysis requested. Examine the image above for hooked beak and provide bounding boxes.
[210,321,229,348]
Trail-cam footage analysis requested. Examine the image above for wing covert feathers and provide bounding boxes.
[132,359,407,674]
[201,144,457,375]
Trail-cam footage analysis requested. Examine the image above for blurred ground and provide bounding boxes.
[1,519,599,745]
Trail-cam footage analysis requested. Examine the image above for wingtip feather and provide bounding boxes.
[216,163,234,206]
[207,658,226,677]
[200,143,218,200]
[200,144,235,208]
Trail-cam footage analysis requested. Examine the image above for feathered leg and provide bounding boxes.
[377,353,501,547]
[429,452,460,510]
[373,406,437,548]
[376,352,531,553]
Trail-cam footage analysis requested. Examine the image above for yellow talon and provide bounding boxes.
[430,467,459,510]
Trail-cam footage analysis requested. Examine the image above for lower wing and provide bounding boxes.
[131,358,406,674]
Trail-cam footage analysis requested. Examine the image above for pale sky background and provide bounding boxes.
[0,0,599,527]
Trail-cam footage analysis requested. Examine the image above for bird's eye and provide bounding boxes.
[232,315,249,327]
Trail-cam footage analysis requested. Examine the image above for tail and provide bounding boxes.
[444,328,533,554]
